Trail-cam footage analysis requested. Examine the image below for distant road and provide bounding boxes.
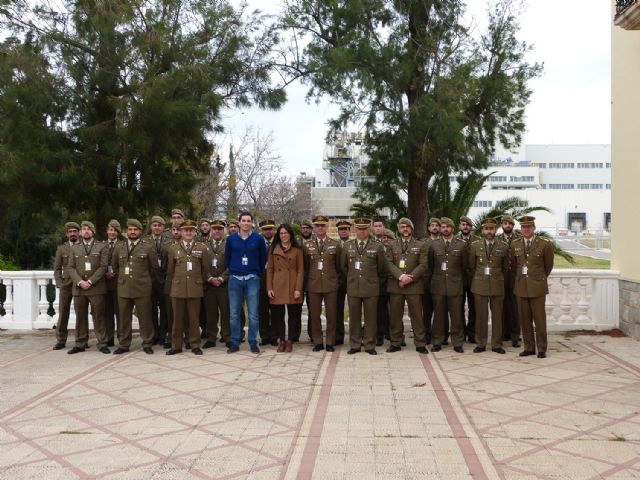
[555,238,611,260]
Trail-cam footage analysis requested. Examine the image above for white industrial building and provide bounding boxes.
[310,138,611,233]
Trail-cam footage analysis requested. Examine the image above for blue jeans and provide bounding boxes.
[229,275,260,347]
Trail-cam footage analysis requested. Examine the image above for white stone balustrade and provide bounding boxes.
[0,269,621,331]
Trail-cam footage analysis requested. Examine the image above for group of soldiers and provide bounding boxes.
[53,209,553,358]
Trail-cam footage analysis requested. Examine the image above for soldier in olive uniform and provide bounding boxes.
[147,216,169,345]
[111,219,158,354]
[163,208,185,242]
[457,216,480,343]
[335,219,351,345]
[429,217,468,353]
[376,228,395,346]
[385,218,429,353]
[197,218,212,243]
[163,221,182,347]
[104,219,122,346]
[299,219,314,342]
[304,215,342,352]
[498,215,523,347]
[258,220,277,346]
[468,218,509,354]
[340,218,386,355]
[203,219,231,348]
[166,220,212,355]
[511,216,554,358]
[68,221,109,354]
[52,222,80,350]
[422,218,441,344]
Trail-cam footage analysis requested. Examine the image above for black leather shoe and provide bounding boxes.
[401,339,407,347]
[347,348,360,355]
[67,346,85,354]
[376,337,384,346]
[202,340,216,349]
[365,349,377,355]
[113,347,128,355]
[326,345,335,352]
[163,342,171,349]
[473,347,486,353]
[454,346,464,353]
[386,345,401,353]
[143,347,154,355]
[227,345,239,354]
[519,350,536,357]
[537,352,546,358]
[200,331,207,339]
[512,340,521,348]
[166,348,182,355]
[442,340,449,346]
[250,344,260,354]
[431,345,442,352]
[99,346,111,354]
[416,346,429,354]
[107,339,115,347]
[192,348,203,355]
[492,347,506,354]
[53,342,65,350]
[312,344,325,352]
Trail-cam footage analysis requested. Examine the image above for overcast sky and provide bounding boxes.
[221,0,611,176]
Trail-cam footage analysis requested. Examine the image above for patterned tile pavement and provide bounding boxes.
[1,329,640,479]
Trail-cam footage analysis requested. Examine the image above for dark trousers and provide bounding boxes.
[422,289,434,344]
[376,293,390,340]
[517,296,548,353]
[475,294,503,349]
[104,289,118,343]
[259,283,274,342]
[118,295,153,349]
[348,295,377,351]
[151,283,167,341]
[502,287,520,341]
[335,284,346,344]
[204,286,230,343]
[55,287,73,344]
[73,294,107,349]
[389,293,426,348]
[433,294,464,348]
[305,292,312,341]
[309,291,337,346]
[271,304,302,342]
[462,286,476,339]
[171,297,201,350]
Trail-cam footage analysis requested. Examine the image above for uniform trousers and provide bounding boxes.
[259,279,275,342]
[422,289,434,343]
[73,294,107,348]
[151,283,167,342]
[104,289,119,343]
[204,286,230,343]
[335,284,346,344]
[118,295,153,349]
[270,304,302,342]
[171,298,201,350]
[308,291,338,346]
[462,286,476,339]
[389,293,426,348]
[376,293,390,341]
[517,296,548,353]
[55,287,73,344]
[474,294,504,349]
[502,288,520,342]
[347,295,378,351]
[432,294,464,347]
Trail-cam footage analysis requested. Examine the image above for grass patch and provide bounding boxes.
[555,254,610,270]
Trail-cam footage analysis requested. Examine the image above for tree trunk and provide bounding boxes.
[407,170,429,239]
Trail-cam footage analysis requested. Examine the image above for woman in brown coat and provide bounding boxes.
[267,224,304,352]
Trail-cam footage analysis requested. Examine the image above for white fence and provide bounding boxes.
[0,269,621,332]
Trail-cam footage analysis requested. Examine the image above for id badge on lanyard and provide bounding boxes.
[317,260,323,270]
[187,259,193,271]
[212,258,218,268]
[441,261,447,271]
[84,258,91,272]
[242,255,248,266]
[399,258,406,269]
[354,260,361,270]
[124,264,130,275]
[522,265,528,275]
[484,266,490,276]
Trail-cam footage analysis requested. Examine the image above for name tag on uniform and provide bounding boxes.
[84,261,91,272]
[187,261,193,271]
[317,261,323,270]
[124,266,130,275]
[484,266,490,276]
[212,258,218,268]
[522,265,528,275]
[242,255,248,266]
[354,260,361,270]
[399,259,406,269]
[441,261,447,271]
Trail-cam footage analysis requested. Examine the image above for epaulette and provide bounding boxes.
[471,239,482,246]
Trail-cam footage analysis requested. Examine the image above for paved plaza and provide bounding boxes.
[1,330,640,479]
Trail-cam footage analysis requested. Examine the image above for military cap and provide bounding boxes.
[481,217,498,227]
[383,228,396,240]
[171,208,185,217]
[107,219,121,233]
[300,219,313,228]
[199,218,212,225]
[440,217,455,228]
[353,218,371,229]
[428,217,441,225]
[127,218,143,230]
[81,220,96,234]
[259,219,276,229]
[518,215,536,226]
[459,216,473,226]
[397,217,414,230]
[312,215,329,225]
[150,215,166,225]
[65,221,80,231]
[336,220,352,229]
[227,219,239,227]
[211,219,226,228]
[179,219,197,230]
[501,215,515,225]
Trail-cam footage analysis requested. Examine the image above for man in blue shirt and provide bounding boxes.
[224,211,268,353]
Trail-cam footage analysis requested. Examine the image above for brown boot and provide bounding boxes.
[285,340,293,353]
[277,340,286,353]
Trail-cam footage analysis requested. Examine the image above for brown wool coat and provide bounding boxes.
[267,244,304,305]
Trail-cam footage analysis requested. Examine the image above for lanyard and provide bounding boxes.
[83,241,94,256]
[484,241,494,260]
[127,241,138,261]
[315,238,326,254]
[401,240,409,255]
[355,238,368,256]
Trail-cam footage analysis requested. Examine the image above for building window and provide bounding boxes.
[473,200,493,208]
[577,184,604,189]
[509,176,534,182]
[537,163,546,169]
[549,163,575,168]
[548,184,575,190]
[489,176,507,182]
[541,184,547,189]
[606,163,611,168]
[606,184,611,189]
[577,163,604,168]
